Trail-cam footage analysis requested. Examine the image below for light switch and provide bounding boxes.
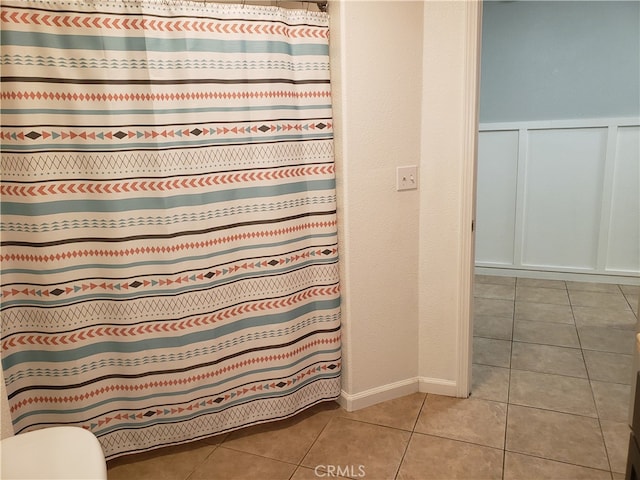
[396,165,418,191]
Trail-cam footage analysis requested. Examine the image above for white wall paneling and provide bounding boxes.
[476,118,640,281]
[607,126,640,273]
[475,130,518,265]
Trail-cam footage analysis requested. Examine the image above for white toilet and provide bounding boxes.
[0,426,107,479]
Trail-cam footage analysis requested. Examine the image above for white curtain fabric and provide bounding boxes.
[0,0,341,459]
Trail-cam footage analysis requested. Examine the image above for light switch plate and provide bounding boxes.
[396,165,418,191]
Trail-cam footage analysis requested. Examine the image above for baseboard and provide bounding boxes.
[338,378,419,412]
[475,266,640,286]
[418,376,459,396]
[338,376,459,412]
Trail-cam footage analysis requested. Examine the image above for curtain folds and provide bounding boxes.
[0,0,341,459]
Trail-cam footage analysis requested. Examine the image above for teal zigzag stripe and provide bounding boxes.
[1,180,336,216]
[4,314,339,384]
[1,195,337,234]
[2,298,341,368]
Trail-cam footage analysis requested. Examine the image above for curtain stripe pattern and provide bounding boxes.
[0,0,341,459]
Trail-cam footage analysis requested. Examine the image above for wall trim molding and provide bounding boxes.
[338,376,458,412]
[418,376,458,396]
[479,116,640,132]
[476,266,640,286]
[338,378,419,412]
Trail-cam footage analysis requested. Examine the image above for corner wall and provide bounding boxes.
[331,0,424,408]
[332,0,481,408]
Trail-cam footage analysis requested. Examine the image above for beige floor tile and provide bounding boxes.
[506,405,609,470]
[415,395,507,449]
[201,432,228,446]
[301,417,410,479]
[600,420,631,474]
[620,285,640,297]
[567,281,623,294]
[613,473,626,480]
[474,283,516,300]
[221,401,338,464]
[623,290,640,316]
[107,441,216,480]
[291,466,350,480]
[397,433,503,480]
[471,364,510,403]
[578,326,635,354]
[515,301,574,324]
[503,451,611,480]
[516,286,570,305]
[473,337,512,368]
[338,392,425,431]
[628,295,639,315]
[475,297,515,318]
[509,369,596,417]
[474,314,513,340]
[574,306,638,330]
[511,342,587,378]
[513,320,579,348]
[569,291,632,311]
[591,381,631,422]
[516,278,567,290]
[475,274,516,286]
[190,447,295,480]
[583,350,633,385]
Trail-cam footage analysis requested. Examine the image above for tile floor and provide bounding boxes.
[107,276,640,480]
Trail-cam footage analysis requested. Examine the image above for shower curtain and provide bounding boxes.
[0,0,341,459]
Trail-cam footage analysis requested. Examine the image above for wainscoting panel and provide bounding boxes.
[522,127,607,270]
[476,118,640,281]
[607,126,640,273]
[475,130,519,265]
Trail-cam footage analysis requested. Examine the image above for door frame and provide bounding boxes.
[456,0,483,398]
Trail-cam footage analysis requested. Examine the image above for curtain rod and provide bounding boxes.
[193,1,328,13]
[242,0,329,13]
[237,1,328,13]
[298,1,328,12]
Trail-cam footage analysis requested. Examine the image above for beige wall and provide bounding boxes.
[333,0,480,408]
[331,0,424,404]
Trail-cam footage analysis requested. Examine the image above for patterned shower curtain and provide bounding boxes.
[0,0,341,459]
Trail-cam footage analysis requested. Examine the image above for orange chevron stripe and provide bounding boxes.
[0,166,335,197]
[0,10,328,37]
[1,286,340,351]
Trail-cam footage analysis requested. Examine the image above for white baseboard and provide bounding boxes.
[418,376,459,396]
[475,266,640,286]
[338,376,459,412]
[338,378,419,412]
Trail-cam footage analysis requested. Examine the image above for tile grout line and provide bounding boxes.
[290,408,341,479]
[392,393,430,480]
[186,440,222,480]
[502,279,517,480]
[570,285,616,477]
